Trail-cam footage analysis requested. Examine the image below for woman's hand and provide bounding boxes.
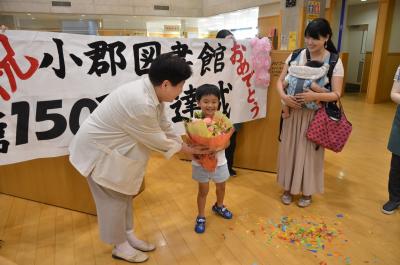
[295,89,317,104]
[181,142,212,155]
[282,94,302,109]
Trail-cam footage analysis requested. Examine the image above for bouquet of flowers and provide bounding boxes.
[185,111,234,172]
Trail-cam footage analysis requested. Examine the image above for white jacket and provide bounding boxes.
[69,77,182,195]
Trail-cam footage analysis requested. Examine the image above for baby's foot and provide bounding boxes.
[282,112,290,119]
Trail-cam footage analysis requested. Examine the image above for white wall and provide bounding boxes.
[258,2,280,17]
[344,2,378,52]
[332,3,378,53]
[389,0,400,53]
[202,0,277,17]
[0,0,203,17]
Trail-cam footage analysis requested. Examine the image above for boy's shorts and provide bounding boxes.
[192,163,230,183]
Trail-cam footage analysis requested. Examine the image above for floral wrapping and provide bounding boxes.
[185,111,234,172]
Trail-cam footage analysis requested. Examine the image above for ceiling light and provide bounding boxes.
[27,13,31,16]
[361,0,367,2]
[81,14,86,17]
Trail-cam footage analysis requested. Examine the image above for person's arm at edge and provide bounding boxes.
[391,79,400,105]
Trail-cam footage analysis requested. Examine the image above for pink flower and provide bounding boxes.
[203,117,212,125]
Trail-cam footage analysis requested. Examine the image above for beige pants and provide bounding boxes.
[87,175,133,244]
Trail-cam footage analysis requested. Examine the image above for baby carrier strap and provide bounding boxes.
[325,52,339,91]
[288,48,305,66]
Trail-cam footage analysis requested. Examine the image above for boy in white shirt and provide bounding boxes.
[191,84,233,234]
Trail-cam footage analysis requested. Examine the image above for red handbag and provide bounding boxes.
[306,97,352,152]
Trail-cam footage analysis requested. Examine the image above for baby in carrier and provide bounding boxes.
[282,60,329,118]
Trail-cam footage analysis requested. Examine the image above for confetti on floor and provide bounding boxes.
[267,216,344,253]
[235,213,381,265]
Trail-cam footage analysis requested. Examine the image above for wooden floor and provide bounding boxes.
[1,93,399,265]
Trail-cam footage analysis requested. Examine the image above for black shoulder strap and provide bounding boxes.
[288,48,305,66]
[325,52,339,91]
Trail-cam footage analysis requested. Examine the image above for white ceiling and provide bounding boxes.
[347,0,379,5]
[0,0,380,32]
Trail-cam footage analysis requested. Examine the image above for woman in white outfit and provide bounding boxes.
[69,53,209,263]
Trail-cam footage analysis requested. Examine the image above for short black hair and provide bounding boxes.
[216,29,233,39]
[305,60,324,68]
[149,53,192,86]
[195,84,220,101]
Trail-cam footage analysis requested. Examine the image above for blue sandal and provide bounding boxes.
[212,203,233,219]
[195,216,206,233]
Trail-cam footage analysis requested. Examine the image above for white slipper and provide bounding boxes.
[112,247,149,263]
[128,238,156,252]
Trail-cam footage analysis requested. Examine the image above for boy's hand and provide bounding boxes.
[192,154,201,163]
